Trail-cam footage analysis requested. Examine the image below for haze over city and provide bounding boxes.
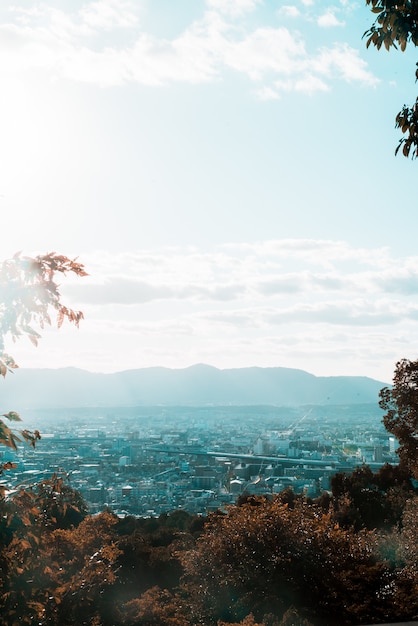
[1,0,417,383]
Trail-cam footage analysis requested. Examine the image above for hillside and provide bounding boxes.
[0,364,387,410]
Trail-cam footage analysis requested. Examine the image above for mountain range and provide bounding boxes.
[0,364,388,410]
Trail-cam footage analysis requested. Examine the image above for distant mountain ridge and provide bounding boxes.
[0,364,388,410]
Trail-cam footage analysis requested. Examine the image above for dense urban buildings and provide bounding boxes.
[0,403,396,516]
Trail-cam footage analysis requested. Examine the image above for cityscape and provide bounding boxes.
[0,402,396,517]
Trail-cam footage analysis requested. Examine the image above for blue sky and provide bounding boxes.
[1,0,418,382]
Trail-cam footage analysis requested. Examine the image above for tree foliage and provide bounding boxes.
[0,478,418,625]
[0,252,87,475]
[364,0,418,158]
[379,358,418,478]
[182,498,391,625]
[330,463,416,530]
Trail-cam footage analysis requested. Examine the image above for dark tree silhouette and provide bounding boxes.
[364,0,418,158]
[379,358,418,479]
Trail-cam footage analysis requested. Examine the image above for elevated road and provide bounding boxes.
[145,445,340,468]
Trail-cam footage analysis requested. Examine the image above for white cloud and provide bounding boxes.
[264,300,418,326]
[206,0,262,17]
[311,43,379,85]
[295,74,329,92]
[256,85,282,99]
[278,6,301,18]
[61,241,418,314]
[8,240,418,380]
[222,239,390,268]
[273,74,329,94]
[80,0,139,30]
[223,26,306,79]
[317,10,345,27]
[67,276,246,305]
[0,1,378,93]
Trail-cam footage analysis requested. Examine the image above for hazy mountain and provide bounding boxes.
[0,364,388,410]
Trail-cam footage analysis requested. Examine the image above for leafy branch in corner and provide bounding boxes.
[364,0,418,158]
[0,252,86,479]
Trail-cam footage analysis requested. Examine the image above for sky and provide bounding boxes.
[1,0,418,383]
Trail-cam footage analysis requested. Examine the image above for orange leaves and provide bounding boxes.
[0,419,40,454]
[0,419,20,450]
[122,587,190,626]
[0,251,86,458]
[2,411,22,422]
[19,539,33,551]
[0,251,86,365]
[57,308,64,329]
[57,306,84,330]
[0,353,18,378]
[27,334,39,347]
[26,602,45,619]
[0,461,18,474]
[21,429,42,448]
[39,252,89,278]
[183,495,386,624]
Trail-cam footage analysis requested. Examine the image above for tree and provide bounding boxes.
[380,496,418,621]
[0,252,87,475]
[330,463,416,530]
[379,358,418,479]
[364,0,418,158]
[182,497,390,625]
[0,503,118,626]
[121,586,190,626]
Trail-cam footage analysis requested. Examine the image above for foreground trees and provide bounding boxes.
[2,482,417,626]
[0,251,87,621]
[0,252,86,367]
[379,358,418,479]
[182,497,392,625]
[365,0,418,158]
[0,252,87,467]
[330,463,416,530]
